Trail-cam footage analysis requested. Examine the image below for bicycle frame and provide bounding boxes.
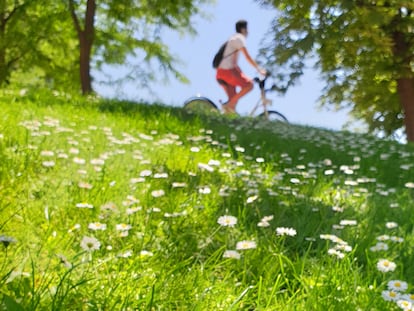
[248,76,273,118]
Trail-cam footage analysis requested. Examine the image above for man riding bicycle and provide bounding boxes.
[215,20,267,114]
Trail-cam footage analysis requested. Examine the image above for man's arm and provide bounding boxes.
[240,47,267,76]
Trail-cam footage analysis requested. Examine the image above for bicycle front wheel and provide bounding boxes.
[258,110,288,123]
[183,96,219,115]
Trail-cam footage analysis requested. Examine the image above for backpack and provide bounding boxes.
[212,42,228,69]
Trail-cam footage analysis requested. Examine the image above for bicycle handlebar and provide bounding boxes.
[254,72,271,90]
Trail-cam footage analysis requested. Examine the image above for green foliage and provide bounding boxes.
[257,0,414,139]
[1,90,414,309]
[1,0,213,93]
[0,1,79,91]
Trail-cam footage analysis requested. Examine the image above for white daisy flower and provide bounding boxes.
[116,224,132,231]
[381,290,401,301]
[223,250,241,260]
[386,222,398,229]
[217,215,237,227]
[276,227,297,236]
[370,242,389,252]
[246,195,258,204]
[397,299,412,310]
[236,240,257,250]
[80,236,101,252]
[388,280,408,292]
[377,259,397,273]
[151,190,165,197]
[76,202,93,209]
[88,222,107,231]
[42,161,55,167]
[339,219,357,226]
[328,248,345,259]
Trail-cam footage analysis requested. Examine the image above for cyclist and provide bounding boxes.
[216,20,267,114]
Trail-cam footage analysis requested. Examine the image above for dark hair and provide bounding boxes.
[236,20,248,33]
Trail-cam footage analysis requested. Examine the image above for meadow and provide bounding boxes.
[1,88,414,310]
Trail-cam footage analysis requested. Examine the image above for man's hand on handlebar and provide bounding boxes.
[257,67,267,76]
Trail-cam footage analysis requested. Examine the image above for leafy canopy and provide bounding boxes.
[257,0,414,137]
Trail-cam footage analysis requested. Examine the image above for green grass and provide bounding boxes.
[1,88,414,310]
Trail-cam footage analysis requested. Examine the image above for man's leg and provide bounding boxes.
[227,82,253,110]
[226,67,253,111]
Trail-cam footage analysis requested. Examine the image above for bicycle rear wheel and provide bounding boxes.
[258,110,288,122]
[183,96,219,115]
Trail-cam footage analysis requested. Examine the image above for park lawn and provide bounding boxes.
[1,88,414,310]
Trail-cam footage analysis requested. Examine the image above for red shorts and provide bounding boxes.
[216,67,252,100]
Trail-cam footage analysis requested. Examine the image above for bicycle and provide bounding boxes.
[183,73,288,122]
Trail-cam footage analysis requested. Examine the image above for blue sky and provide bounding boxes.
[94,0,352,132]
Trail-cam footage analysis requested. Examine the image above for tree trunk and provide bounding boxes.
[391,13,414,142]
[69,0,96,95]
[79,33,93,94]
[396,78,414,142]
[0,1,8,87]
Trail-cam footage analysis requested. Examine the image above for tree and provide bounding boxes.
[68,0,212,95]
[256,0,414,142]
[0,0,79,91]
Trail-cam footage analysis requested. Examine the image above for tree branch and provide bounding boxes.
[68,0,82,35]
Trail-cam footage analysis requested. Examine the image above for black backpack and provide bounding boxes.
[212,42,228,69]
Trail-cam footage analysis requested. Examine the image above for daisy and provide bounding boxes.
[236,240,257,250]
[118,250,133,258]
[217,215,237,227]
[405,182,414,189]
[140,250,154,257]
[68,224,81,233]
[42,161,55,167]
[328,248,345,259]
[126,207,142,215]
[130,177,145,184]
[78,182,93,189]
[151,190,165,197]
[276,227,297,236]
[90,158,105,166]
[386,222,398,229]
[140,170,152,177]
[258,221,271,227]
[262,215,274,222]
[172,182,187,188]
[208,159,221,166]
[388,280,408,292]
[76,202,93,209]
[401,294,414,303]
[246,195,258,204]
[339,219,357,226]
[40,150,54,157]
[88,222,107,231]
[116,223,132,231]
[56,254,72,269]
[80,236,101,252]
[198,187,211,194]
[391,236,404,243]
[381,290,400,301]
[73,157,86,165]
[198,163,214,172]
[377,259,397,273]
[397,299,412,310]
[223,250,241,260]
[0,235,17,248]
[154,173,168,178]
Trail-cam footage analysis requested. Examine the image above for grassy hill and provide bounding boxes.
[1,88,414,310]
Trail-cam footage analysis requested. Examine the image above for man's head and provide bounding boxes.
[236,20,248,35]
